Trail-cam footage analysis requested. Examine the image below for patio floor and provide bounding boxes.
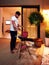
[0,38,44,65]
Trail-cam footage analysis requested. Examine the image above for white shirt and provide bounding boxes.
[10,16,18,31]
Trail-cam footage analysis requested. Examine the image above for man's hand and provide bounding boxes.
[17,26,21,31]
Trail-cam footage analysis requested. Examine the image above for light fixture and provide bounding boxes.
[42,10,49,27]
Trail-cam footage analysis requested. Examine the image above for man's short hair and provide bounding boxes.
[15,11,21,16]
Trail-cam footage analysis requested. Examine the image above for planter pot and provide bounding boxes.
[35,38,42,47]
[45,37,49,47]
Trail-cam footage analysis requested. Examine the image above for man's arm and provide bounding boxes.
[12,20,18,31]
[18,24,24,28]
[17,24,22,31]
[12,21,21,31]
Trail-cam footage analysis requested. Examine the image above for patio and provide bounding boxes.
[0,38,44,65]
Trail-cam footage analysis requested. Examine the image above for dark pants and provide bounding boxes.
[10,31,17,51]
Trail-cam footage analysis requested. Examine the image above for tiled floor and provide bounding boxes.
[0,38,44,65]
[0,38,17,65]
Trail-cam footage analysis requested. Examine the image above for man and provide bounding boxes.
[10,11,21,53]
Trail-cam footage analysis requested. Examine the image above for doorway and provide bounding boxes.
[22,5,40,38]
[0,7,22,38]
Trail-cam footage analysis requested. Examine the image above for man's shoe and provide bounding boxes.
[11,50,15,54]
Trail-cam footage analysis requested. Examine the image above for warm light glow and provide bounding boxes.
[42,10,49,27]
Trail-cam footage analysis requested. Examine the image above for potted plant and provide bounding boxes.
[28,12,44,38]
[45,28,49,46]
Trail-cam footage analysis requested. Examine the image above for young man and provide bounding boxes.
[10,11,21,53]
